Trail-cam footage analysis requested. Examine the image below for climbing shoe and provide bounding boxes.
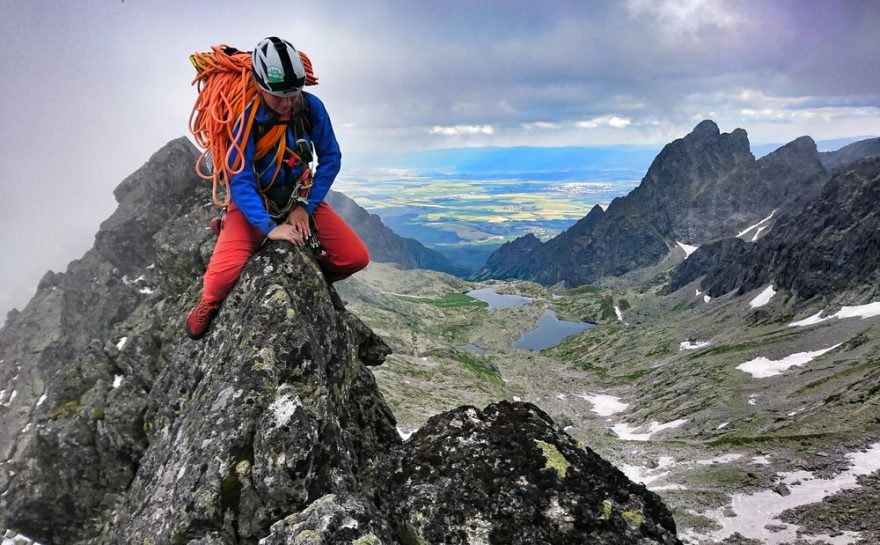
[185,299,220,340]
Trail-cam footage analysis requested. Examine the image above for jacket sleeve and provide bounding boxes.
[304,94,341,214]
[227,111,277,236]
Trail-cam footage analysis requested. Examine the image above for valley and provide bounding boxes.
[338,261,880,545]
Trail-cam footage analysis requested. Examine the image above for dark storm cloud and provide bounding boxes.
[314,0,879,136]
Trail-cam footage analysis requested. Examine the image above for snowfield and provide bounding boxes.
[749,285,776,308]
[736,344,842,378]
[736,210,776,240]
[789,302,880,327]
[577,393,629,416]
[612,419,688,441]
[676,241,699,258]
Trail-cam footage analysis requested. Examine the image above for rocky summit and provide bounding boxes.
[0,138,682,544]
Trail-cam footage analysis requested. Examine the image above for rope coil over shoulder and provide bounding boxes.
[188,44,318,207]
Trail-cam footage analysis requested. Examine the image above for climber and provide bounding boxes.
[185,37,369,340]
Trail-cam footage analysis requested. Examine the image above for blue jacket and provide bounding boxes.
[227,92,341,235]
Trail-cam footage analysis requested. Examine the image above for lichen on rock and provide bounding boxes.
[535,439,570,478]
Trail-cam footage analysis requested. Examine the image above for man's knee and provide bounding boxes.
[348,245,369,273]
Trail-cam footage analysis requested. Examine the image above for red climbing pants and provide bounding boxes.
[201,202,369,305]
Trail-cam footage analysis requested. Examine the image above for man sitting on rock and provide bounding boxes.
[185,37,368,340]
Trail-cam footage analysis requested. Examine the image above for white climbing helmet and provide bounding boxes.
[252,37,306,97]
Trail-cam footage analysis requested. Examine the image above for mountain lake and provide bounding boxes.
[513,309,595,351]
[466,287,533,309]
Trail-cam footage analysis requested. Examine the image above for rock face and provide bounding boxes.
[0,137,682,544]
[324,190,463,276]
[671,158,880,301]
[369,402,680,545]
[477,120,830,287]
[97,243,399,544]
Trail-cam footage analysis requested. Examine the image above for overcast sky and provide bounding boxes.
[1,0,879,319]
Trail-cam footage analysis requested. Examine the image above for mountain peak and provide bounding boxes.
[690,119,720,138]
[779,135,818,154]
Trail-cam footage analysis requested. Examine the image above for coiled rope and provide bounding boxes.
[189,44,318,207]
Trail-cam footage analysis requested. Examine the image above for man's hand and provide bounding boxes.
[267,223,304,246]
[285,207,311,240]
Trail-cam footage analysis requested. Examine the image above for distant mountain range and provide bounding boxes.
[476,121,880,292]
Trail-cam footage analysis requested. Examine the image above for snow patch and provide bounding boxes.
[751,455,771,465]
[577,393,629,416]
[619,456,677,487]
[116,337,128,351]
[835,302,880,319]
[1,530,44,545]
[736,210,776,239]
[748,285,776,308]
[36,393,48,406]
[789,301,880,327]
[736,344,842,378]
[138,287,154,295]
[696,453,743,465]
[750,225,768,242]
[613,305,624,321]
[680,340,710,350]
[716,422,729,430]
[703,294,711,303]
[556,393,567,400]
[748,394,758,406]
[789,311,827,327]
[676,241,699,258]
[701,442,880,545]
[397,427,414,441]
[112,375,124,389]
[1,390,17,406]
[611,419,688,441]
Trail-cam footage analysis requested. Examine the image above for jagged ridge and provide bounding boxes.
[477,120,830,287]
[0,138,682,544]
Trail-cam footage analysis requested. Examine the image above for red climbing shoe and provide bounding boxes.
[185,299,220,340]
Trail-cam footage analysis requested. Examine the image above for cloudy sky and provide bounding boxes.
[1,0,879,318]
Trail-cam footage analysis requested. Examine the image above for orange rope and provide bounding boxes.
[189,44,318,207]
